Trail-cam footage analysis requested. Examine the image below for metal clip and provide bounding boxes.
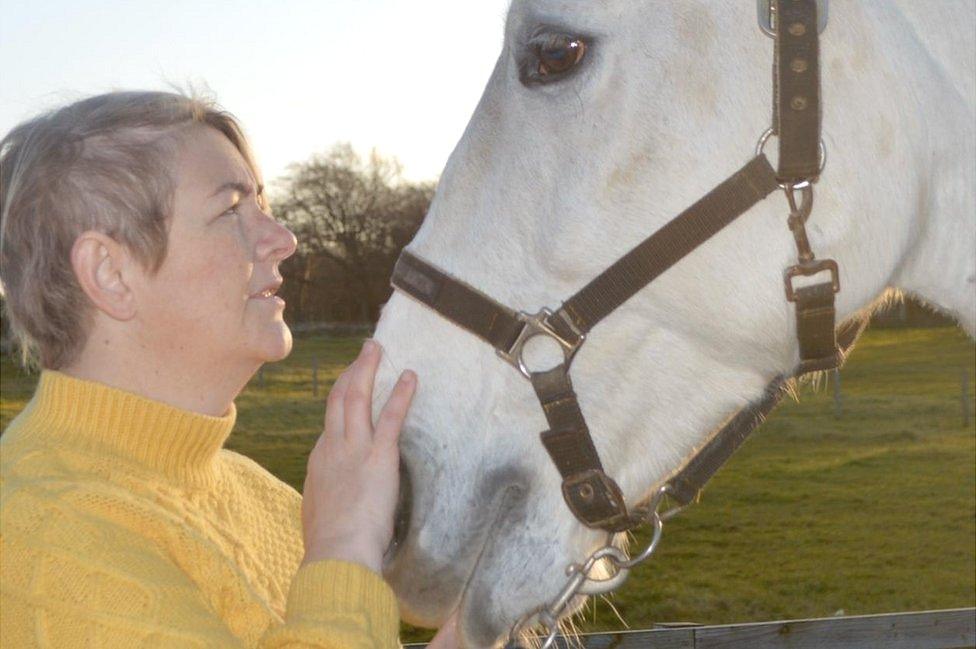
[783,182,816,262]
[505,484,685,649]
[757,0,829,38]
[780,182,840,301]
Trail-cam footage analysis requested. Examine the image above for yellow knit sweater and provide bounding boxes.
[0,371,400,648]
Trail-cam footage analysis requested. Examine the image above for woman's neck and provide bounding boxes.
[62,327,257,417]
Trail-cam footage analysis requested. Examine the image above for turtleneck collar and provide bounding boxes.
[12,370,236,485]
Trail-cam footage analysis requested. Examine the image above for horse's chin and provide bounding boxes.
[449,579,505,646]
[453,485,545,648]
[387,542,502,647]
[454,526,507,647]
[386,479,528,644]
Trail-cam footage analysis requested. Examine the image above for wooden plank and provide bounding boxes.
[549,626,694,648]
[404,627,694,649]
[401,608,976,649]
[694,608,976,649]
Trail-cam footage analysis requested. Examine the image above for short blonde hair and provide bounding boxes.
[0,90,265,370]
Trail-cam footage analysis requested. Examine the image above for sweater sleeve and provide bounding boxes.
[0,487,400,648]
[260,560,400,648]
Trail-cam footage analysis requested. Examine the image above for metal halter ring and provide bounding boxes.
[496,308,586,379]
[757,0,829,37]
[755,127,827,180]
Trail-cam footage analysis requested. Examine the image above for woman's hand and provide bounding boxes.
[427,609,460,649]
[300,339,417,574]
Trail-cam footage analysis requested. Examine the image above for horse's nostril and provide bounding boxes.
[388,457,412,558]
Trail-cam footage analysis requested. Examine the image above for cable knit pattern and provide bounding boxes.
[1,371,400,648]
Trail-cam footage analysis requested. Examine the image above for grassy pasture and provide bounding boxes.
[1,327,973,643]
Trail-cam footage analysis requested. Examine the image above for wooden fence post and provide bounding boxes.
[312,358,319,397]
[963,369,971,428]
[833,368,843,418]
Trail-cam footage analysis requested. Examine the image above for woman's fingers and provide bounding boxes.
[302,339,420,576]
[323,339,414,450]
[344,340,383,444]
[374,371,417,448]
[323,367,352,441]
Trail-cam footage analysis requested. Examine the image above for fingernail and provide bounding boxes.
[400,370,416,385]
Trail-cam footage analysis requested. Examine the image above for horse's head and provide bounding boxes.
[373,1,841,645]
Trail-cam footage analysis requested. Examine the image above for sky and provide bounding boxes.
[0,0,513,185]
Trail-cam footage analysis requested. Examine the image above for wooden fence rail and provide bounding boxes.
[404,608,976,649]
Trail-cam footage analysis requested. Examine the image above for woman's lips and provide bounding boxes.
[249,292,285,307]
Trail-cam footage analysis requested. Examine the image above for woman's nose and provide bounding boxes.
[256,217,298,262]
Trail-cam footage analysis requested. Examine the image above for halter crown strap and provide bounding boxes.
[775,0,822,182]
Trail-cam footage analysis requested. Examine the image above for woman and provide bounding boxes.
[0,91,457,647]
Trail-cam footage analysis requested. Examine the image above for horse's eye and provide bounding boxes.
[537,35,586,77]
[520,33,588,85]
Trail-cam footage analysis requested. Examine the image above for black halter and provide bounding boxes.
[390,0,857,532]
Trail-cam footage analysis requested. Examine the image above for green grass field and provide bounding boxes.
[2,326,974,642]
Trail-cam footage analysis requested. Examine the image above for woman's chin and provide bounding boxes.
[255,324,294,363]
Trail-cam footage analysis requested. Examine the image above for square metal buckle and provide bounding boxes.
[496,308,585,379]
[784,258,840,302]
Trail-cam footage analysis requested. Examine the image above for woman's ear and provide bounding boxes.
[70,231,138,321]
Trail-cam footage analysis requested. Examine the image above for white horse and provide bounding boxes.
[372,1,975,646]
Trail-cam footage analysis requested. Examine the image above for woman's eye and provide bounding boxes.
[223,203,241,216]
[537,35,586,77]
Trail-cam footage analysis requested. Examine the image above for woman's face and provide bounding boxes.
[132,125,297,371]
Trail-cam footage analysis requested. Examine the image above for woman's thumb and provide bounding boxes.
[426,608,460,649]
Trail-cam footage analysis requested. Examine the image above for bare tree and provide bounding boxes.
[272,144,433,323]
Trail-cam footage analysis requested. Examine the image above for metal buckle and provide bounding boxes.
[757,0,829,38]
[784,259,840,301]
[561,469,630,530]
[496,308,585,379]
